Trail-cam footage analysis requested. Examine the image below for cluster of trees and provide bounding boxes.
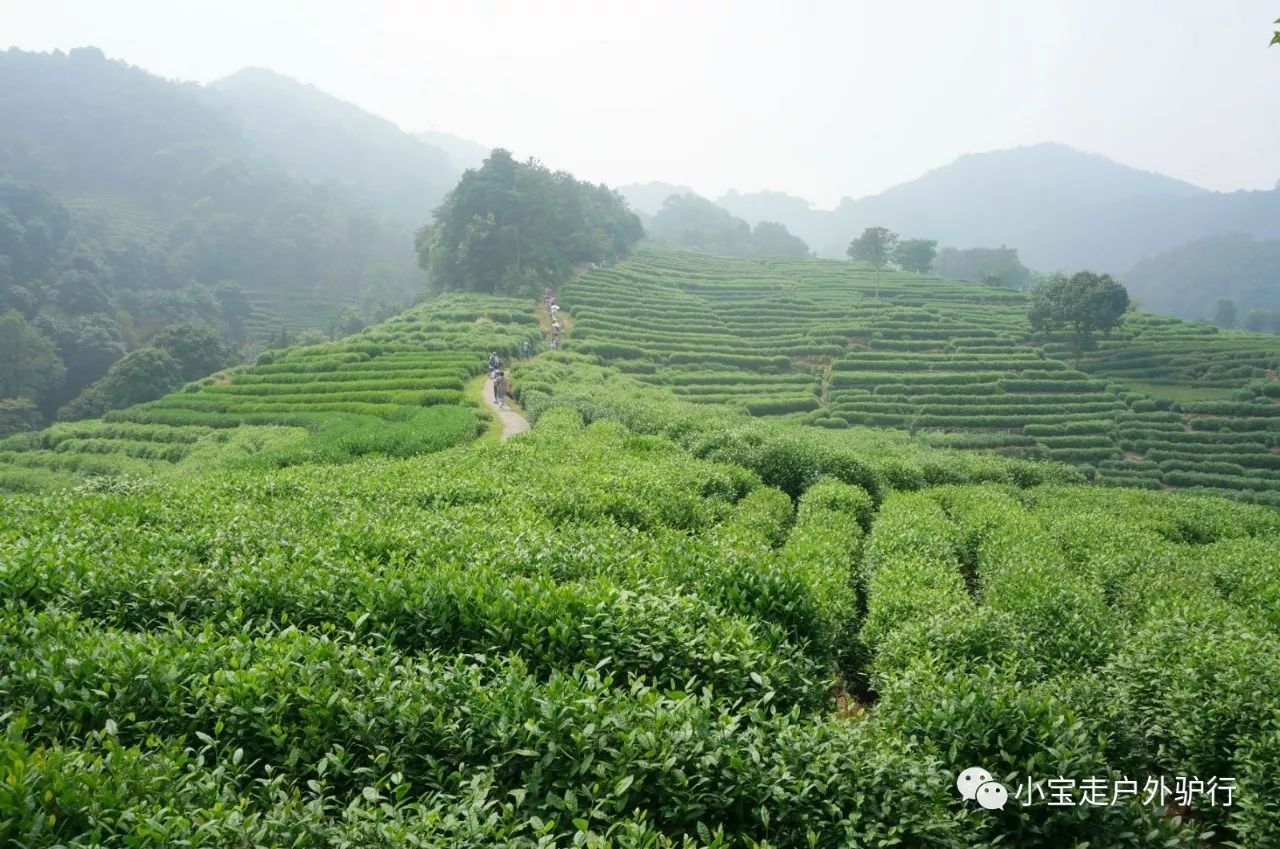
[416,150,644,294]
[647,194,810,258]
[844,227,937,295]
[844,226,1036,294]
[0,310,234,434]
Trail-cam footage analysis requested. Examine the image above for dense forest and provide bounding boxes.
[0,46,458,429]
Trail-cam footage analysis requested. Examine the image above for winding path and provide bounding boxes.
[483,376,531,441]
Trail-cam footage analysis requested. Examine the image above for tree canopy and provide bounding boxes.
[893,238,937,273]
[933,245,1033,289]
[420,150,643,294]
[1028,271,1129,366]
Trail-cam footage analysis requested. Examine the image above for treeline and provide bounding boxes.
[647,193,811,258]
[416,150,644,294]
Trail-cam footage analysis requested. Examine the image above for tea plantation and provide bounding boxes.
[564,249,1280,506]
[0,295,541,492]
[2,262,1279,847]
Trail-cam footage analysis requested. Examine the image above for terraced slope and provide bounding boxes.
[562,248,1280,504]
[4,392,1278,845]
[0,295,540,491]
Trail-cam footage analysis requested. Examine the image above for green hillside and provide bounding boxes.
[562,248,1280,505]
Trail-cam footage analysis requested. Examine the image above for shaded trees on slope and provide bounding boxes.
[0,309,64,401]
[59,323,233,420]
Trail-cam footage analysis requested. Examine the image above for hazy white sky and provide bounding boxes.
[4,0,1277,207]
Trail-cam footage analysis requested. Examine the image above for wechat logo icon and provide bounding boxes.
[956,766,1008,810]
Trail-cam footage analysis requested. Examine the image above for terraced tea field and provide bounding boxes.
[0,295,540,492]
[563,249,1280,504]
[3,378,1278,845]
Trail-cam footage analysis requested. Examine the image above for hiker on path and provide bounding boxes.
[550,303,560,319]
[522,339,532,359]
[487,351,500,370]
[493,371,508,409]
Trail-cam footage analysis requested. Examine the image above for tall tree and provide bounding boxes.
[893,238,938,273]
[1213,298,1238,329]
[0,309,65,401]
[1028,271,1130,367]
[846,227,898,297]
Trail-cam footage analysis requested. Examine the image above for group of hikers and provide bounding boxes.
[487,350,512,410]
[545,287,564,350]
[486,291,564,410]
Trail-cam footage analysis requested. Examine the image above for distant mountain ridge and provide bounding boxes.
[703,143,1280,274]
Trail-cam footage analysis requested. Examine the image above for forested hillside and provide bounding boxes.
[1125,233,1280,324]
[0,47,448,429]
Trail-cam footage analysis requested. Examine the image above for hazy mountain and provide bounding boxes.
[714,143,1280,275]
[0,47,424,369]
[1125,233,1280,321]
[212,68,460,223]
[416,129,490,172]
[618,181,696,216]
[716,189,815,228]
